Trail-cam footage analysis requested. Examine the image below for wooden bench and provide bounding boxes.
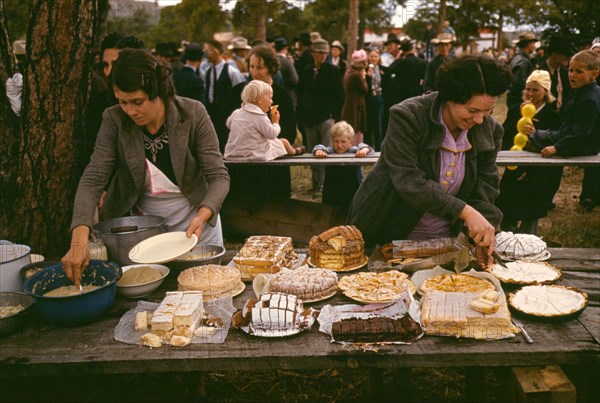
[222,151,600,240]
[224,151,600,167]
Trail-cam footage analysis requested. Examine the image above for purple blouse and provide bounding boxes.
[408,109,472,240]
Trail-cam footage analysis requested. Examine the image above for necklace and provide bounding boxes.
[143,125,168,163]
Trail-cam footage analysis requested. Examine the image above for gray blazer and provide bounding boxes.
[348,92,503,246]
[71,96,230,230]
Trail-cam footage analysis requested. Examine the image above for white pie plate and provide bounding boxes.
[128,232,198,264]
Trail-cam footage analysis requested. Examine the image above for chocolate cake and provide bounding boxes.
[331,315,422,343]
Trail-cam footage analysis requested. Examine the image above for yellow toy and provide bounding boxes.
[507,103,537,170]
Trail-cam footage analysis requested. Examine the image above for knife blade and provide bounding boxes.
[491,250,509,268]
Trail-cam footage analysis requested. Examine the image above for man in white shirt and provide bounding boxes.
[202,39,245,153]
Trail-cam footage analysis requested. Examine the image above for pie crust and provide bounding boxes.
[338,270,416,303]
[489,261,561,285]
[508,285,588,318]
[420,273,495,294]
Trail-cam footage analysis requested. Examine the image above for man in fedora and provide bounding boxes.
[173,42,205,103]
[423,32,454,92]
[227,37,251,75]
[155,42,183,73]
[507,31,538,108]
[294,32,314,77]
[388,40,426,105]
[539,35,575,111]
[275,37,299,106]
[297,38,344,192]
[381,33,401,67]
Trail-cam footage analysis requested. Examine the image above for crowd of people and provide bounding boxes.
[8,25,597,284]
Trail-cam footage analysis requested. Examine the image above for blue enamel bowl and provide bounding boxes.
[22,260,122,325]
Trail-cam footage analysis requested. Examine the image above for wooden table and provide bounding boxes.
[224,151,600,167]
[1,248,598,381]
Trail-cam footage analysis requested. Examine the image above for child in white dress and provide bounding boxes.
[224,80,303,161]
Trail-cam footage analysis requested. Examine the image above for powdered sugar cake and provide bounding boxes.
[269,267,338,301]
[233,236,297,279]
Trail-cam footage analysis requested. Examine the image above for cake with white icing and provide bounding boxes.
[269,267,338,300]
[490,261,561,285]
[420,290,517,339]
[495,232,547,260]
[148,291,204,344]
[233,293,311,333]
[509,285,588,317]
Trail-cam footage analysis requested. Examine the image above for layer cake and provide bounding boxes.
[233,236,297,279]
[420,291,517,339]
[147,291,204,344]
[309,225,365,270]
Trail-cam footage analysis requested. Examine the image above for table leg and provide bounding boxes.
[465,367,486,402]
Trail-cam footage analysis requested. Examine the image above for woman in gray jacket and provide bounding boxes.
[62,49,230,286]
[348,55,512,267]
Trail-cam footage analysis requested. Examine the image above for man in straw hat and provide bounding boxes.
[507,31,538,108]
[329,40,347,76]
[227,37,252,74]
[423,32,454,92]
[297,38,344,192]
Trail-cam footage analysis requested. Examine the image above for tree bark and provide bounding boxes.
[438,0,447,33]
[347,0,358,65]
[0,0,24,241]
[0,0,99,258]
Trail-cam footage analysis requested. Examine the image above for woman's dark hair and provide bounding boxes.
[249,45,280,77]
[436,55,513,104]
[110,48,174,103]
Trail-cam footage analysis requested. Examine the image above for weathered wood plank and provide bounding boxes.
[0,248,598,378]
[578,306,600,345]
[223,152,600,167]
[547,248,600,261]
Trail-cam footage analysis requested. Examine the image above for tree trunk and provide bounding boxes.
[0,0,99,258]
[347,0,358,65]
[497,12,504,52]
[253,0,267,41]
[438,0,447,33]
[0,0,21,225]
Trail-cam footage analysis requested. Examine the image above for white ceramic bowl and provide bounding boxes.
[117,264,169,298]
